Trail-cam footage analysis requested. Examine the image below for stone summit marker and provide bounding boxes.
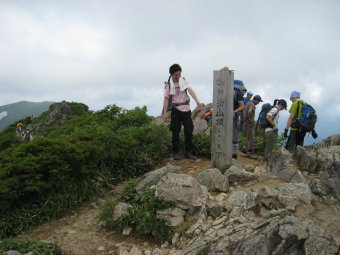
[211,68,234,169]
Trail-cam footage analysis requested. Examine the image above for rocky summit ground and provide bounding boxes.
[18,145,340,255]
[18,153,259,255]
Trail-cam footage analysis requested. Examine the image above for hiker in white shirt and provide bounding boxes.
[265,99,287,158]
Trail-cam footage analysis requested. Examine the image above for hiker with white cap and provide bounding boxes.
[284,91,306,152]
[244,94,263,156]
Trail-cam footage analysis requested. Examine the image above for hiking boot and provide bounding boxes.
[173,152,180,160]
[185,152,197,160]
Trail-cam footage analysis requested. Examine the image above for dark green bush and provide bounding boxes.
[98,179,175,242]
[0,137,102,211]
[113,106,154,129]
[192,133,211,157]
[99,125,170,181]
[0,238,63,254]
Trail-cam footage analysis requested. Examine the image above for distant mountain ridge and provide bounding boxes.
[0,101,55,131]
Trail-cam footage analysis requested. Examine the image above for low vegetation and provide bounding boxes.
[0,103,170,238]
[0,238,63,255]
[98,179,175,242]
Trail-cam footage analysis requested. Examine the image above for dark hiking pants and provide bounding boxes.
[233,112,241,155]
[171,108,194,153]
[285,129,306,152]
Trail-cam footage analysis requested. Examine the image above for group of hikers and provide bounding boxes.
[162,63,317,160]
[16,122,33,142]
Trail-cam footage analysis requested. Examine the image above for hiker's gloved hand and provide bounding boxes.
[272,125,278,132]
[284,128,289,138]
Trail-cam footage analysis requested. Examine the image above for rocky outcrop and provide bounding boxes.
[295,146,318,173]
[267,148,305,183]
[320,160,340,199]
[183,214,339,255]
[28,101,89,135]
[305,134,340,150]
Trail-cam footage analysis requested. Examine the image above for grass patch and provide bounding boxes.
[0,238,63,255]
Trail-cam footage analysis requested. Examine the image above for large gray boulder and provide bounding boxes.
[155,173,209,215]
[224,165,256,183]
[267,148,305,183]
[135,164,178,193]
[198,168,229,192]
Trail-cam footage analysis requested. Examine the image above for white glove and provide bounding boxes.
[272,125,278,132]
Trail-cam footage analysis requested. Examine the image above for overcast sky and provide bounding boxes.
[0,0,339,140]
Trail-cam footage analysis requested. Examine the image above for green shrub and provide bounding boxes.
[0,137,102,210]
[98,180,175,242]
[0,238,63,254]
[0,136,105,238]
[113,106,153,129]
[99,125,170,181]
[192,133,211,157]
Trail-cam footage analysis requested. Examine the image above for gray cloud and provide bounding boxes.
[0,0,340,138]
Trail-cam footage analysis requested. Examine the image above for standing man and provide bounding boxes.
[243,91,253,105]
[284,91,306,152]
[244,95,262,156]
[232,87,245,159]
[163,64,203,160]
[264,99,287,157]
